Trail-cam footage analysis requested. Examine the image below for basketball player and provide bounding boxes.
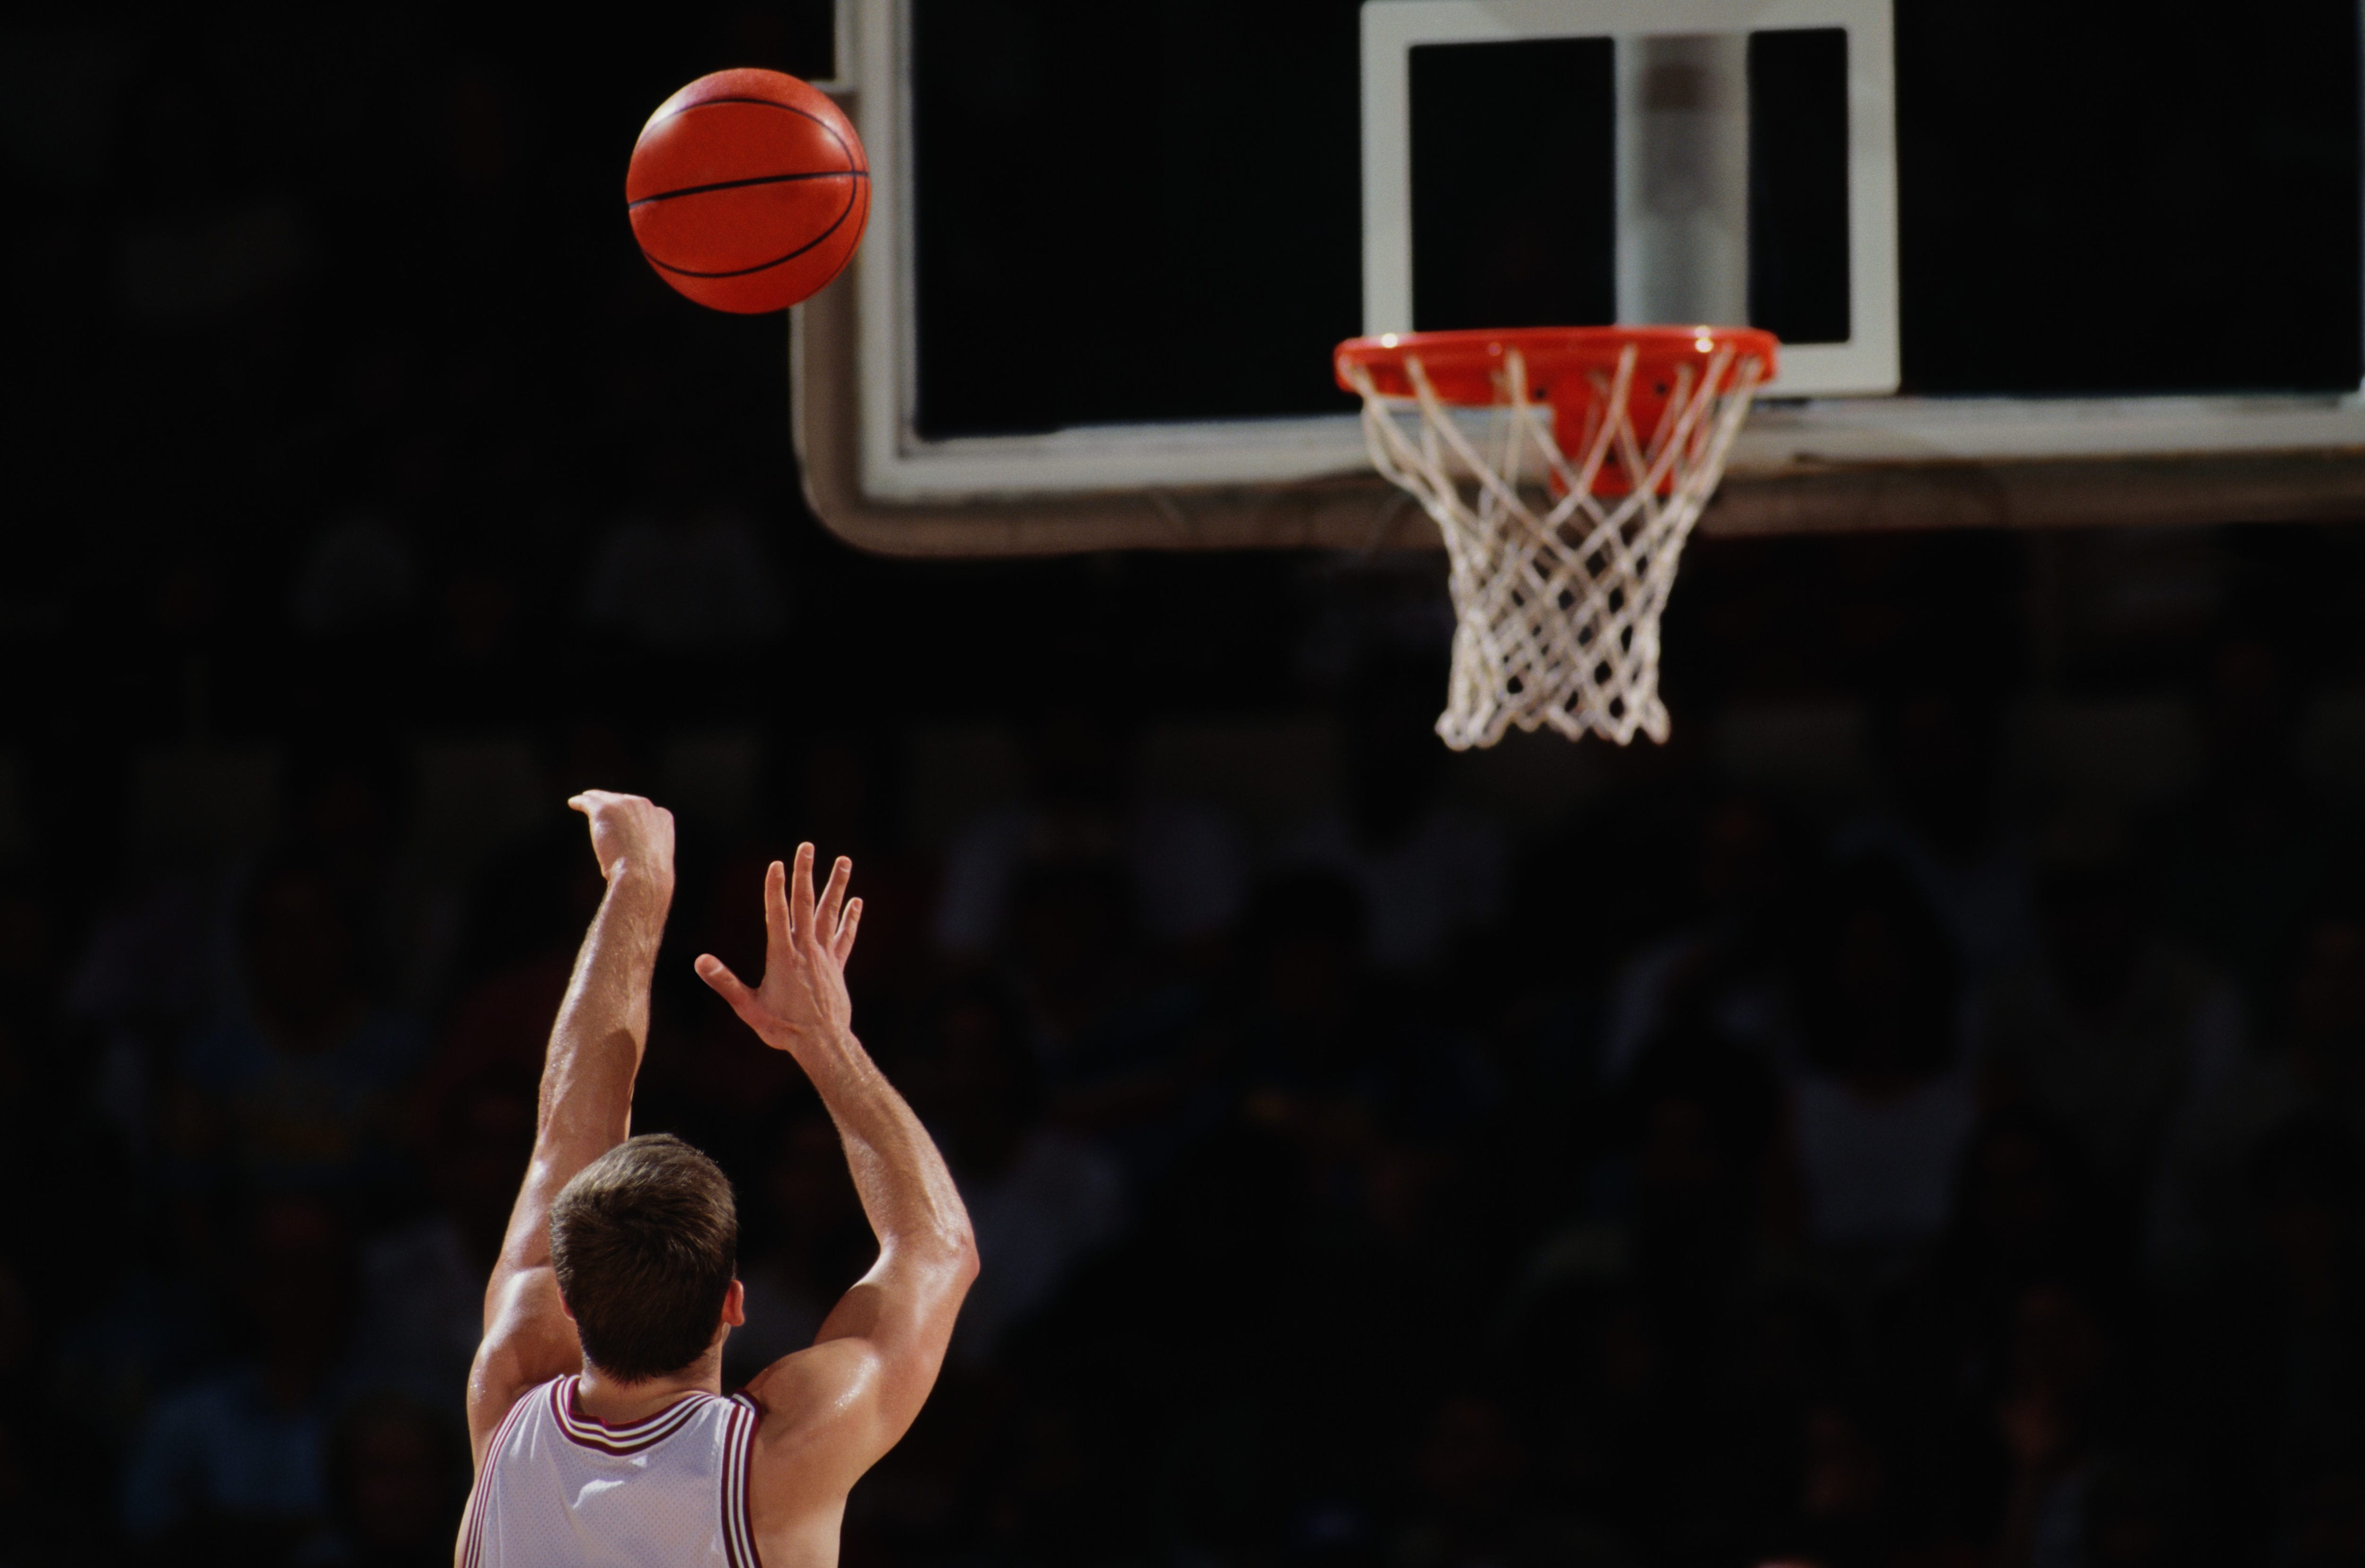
[457,791,977,1566]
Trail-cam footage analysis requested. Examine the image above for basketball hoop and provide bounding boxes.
[1335,326,1776,749]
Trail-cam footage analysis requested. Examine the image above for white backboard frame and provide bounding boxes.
[795,0,2365,544]
[1361,0,1899,396]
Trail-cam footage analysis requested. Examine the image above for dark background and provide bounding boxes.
[9,5,2365,1568]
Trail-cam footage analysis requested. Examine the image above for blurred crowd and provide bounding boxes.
[0,630,2358,1568]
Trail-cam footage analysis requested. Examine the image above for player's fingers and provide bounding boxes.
[764,860,791,951]
[790,842,819,938]
[815,855,851,945]
[694,954,754,1011]
[833,897,863,963]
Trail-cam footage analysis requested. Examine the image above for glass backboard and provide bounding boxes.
[792,0,2365,553]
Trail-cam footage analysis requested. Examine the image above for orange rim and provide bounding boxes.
[1334,325,1778,405]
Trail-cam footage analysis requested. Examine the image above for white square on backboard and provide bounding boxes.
[1362,0,1899,397]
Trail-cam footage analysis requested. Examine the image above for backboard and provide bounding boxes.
[792,0,2365,555]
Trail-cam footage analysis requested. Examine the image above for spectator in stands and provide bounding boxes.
[174,848,426,1197]
[1622,1031,1779,1311]
[1230,869,1504,1402]
[1839,673,2038,987]
[1507,1078,1781,1568]
[934,704,1247,964]
[1277,669,1504,976]
[315,1394,460,1568]
[281,736,450,1016]
[2150,1113,2365,1556]
[47,1157,226,1477]
[2079,1452,2193,1568]
[1779,1398,1901,1568]
[1781,854,1978,1272]
[2156,635,2356,1025]
[907,979,1126,1365]
[352,1070,534,1402]
[2155,908,2365,1280]
[1876,1107,2116,1549]
[119,1196,359,1561]
[1992,1281,2121,1568]
[70,872,231,1159]
[1236,869,1495,1136]
[1890,1107,2113,1361]
[421,536,533,730]
[580,495,787,654]
[1977,807,2246,1232]
[971,1391,1119,1565]
[1499,1276,1660,1560]
[1388,1389,1612,1568]
[1000,856,1216,1182]
[1603,792,1808,1084]
[420,819,607,1109]
[2172,1120,2365,1487]
[289,511,420,645]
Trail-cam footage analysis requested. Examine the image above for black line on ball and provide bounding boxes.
[638,96,866,174]
[641,179,866,279]
[630,169,864,209]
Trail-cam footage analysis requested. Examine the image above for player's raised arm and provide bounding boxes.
[465,791,676,1463]
[696,845,978,1514]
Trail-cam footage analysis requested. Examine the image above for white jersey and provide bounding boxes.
[461,1376,762,1568]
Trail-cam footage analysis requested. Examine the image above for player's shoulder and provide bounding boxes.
[740,1337,896,1475]
[468,1359,569,1466]
[737,1341,891,1551]
[743,1338,880,1427]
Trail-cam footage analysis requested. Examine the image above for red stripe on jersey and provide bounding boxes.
[461,1380,545,1568]
[551,1376,709,1455]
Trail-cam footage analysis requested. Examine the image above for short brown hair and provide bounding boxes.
[549,1134,738,1381]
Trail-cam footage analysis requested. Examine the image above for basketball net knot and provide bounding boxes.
[1346,342,1764,750]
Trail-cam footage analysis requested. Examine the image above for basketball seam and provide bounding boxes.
[628,169,864,209]
[635,97,867,177]
[639,177,866,279]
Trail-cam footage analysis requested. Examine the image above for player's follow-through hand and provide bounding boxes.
[568,791,676,888]
[696,843,861,1055]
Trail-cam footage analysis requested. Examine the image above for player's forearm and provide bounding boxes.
[500,869,673,1268]
[537,869,669,1145]
[798,1028,973,1261]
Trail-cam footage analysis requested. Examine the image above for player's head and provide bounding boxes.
[549,1133,740,1382]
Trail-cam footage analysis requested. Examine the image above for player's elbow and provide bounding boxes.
[886,1213,976,1290]
[884,1221,977,1284]
[930,1218,981,1297]
[934,1218,980,1287]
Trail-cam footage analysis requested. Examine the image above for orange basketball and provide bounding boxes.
[626,69,869,314]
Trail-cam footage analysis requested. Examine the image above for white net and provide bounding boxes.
[1345,341,1766,750]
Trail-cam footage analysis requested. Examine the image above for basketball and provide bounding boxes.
[626,68,869,314]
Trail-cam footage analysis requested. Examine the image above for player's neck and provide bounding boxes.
[574,1358,722,1425]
